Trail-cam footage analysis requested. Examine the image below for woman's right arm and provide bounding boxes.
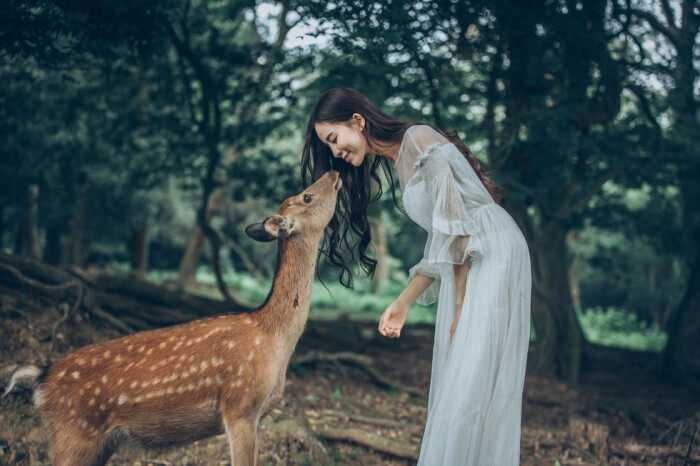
[379,272,435,338]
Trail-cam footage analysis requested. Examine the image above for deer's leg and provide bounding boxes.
[223,417,259,466]
[49,428,104,466]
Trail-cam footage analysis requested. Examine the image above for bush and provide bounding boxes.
[578,307,667,352]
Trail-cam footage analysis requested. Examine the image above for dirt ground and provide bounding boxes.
[1,290,699,465]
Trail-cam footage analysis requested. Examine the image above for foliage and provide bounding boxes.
[578,307,667,353]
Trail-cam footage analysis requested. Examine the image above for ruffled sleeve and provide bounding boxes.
[400,126,490,305]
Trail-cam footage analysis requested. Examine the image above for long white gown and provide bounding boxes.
[394,125,531,465]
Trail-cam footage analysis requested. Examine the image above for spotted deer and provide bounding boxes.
[3,171,343,466]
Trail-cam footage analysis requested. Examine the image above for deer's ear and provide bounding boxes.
[245,221,277,242]
[245,215,296,242]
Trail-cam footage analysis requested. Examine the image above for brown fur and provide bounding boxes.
[12,171,342,466]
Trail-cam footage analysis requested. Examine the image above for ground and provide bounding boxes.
[0,290,699,465]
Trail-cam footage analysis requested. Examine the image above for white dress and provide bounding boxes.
[395,125,531,465]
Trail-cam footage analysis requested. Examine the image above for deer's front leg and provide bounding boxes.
[223,417,259,466]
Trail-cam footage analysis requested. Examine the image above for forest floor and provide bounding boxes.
[0,287,699,465]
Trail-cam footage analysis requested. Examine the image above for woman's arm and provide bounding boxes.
[451,256,471,341]
[379,273,435,338]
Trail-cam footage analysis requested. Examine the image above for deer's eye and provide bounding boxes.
[303,194,312,203]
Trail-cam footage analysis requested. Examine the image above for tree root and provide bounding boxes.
[0,251,250,335]
[292,351,425,397]
[319,426,419,460]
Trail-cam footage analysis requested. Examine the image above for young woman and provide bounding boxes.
[301,87,531,465]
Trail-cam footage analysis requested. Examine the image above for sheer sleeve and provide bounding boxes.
[400,126,492,305]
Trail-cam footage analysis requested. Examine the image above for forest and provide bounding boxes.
[0,0,699,464]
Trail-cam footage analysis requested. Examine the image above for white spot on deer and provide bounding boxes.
[245,317,253,325]
[168,336,176,342]
[126,362,135,370]
[118,394,128,405]
[166,387,175,394]
[57,369,66,379]
[200,361,209,371]
[216,374,223,385]
[88,398,96,406]
[127,344,134,351]
[156,390,165,397]
[248,351,255,361]
[117,378,124,385]
[195,337,202,343]
[33,388,45,407]
[159,342,167,349]
[70,408,77,416]
[138,345,145,353]
[94,387,101,395]
[237,366,244,376]
[79,420,87,429]
[79,388,85,396]
[130,381,138,389]
[77,358,86,366]
[147,348,154,355]
[254,336,262,346]
[227,341,236,349]
[177,386,185,394]
[59,396,65,403]
[179,354,186,361]
[101,375,108,385]
[153,377,161,385]
[104,351,111,359]
[204,377,213,387]
[99,403,106,411]
[141,381,151,388]
[71,371,80,379]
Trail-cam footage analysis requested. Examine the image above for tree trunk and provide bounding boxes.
[371,215,389,293]
[129,223,149,278]
[69,173,89,267]
[567,231,581,309]
[663,234,700,381]
[17,183,42,260]
[530,220,584,384]
[44,225,62,265]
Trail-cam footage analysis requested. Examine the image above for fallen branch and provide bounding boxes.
[292,351,424,397]
[319,427,419,460]
[323,409,421,430]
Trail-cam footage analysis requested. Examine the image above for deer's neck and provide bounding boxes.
[257,235,320,338]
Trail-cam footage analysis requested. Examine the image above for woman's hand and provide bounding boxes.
[379,300,411,338]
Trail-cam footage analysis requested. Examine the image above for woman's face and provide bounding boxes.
[314,114,369,167]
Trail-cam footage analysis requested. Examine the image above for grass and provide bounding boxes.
[113,264,668,353]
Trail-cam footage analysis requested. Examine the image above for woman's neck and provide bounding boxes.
[371,139,402,163]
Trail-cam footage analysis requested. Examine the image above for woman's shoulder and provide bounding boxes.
[403,125,451,152]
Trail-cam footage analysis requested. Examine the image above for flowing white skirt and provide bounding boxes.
[418,212,531,466]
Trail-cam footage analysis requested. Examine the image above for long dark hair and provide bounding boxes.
[301,87,500,288]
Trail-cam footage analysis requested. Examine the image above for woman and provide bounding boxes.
[301,87,531,465]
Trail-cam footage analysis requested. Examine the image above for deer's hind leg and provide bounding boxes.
[48,424,114,466]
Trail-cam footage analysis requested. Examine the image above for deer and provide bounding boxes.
[2,170,343,466]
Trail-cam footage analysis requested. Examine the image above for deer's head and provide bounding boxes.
[245,171,342,242]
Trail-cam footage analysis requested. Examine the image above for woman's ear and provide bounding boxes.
[352,113,365,130]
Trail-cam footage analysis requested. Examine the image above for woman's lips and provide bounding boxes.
[343,153,350,162]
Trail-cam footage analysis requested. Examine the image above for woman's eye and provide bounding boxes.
[303,194,312,203]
